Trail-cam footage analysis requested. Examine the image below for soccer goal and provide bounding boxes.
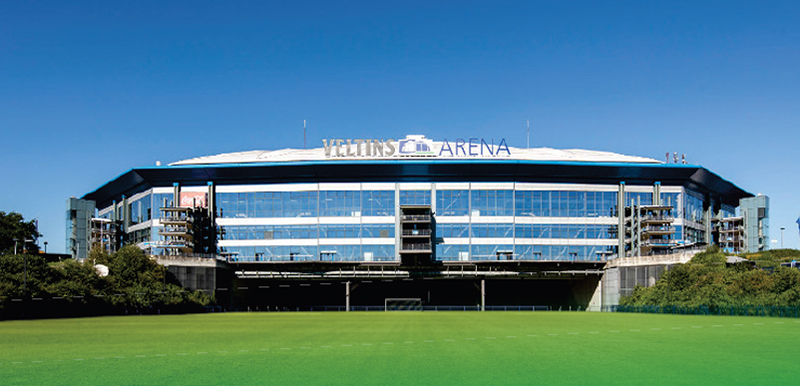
[385,298,423,311]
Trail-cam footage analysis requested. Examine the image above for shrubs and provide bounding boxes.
[0,246,213,319]
[620,247,800,308]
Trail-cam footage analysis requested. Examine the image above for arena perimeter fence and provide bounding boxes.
[216,305,555,312]
[610,305,800,318]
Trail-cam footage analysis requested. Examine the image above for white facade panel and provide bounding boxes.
[470,182,514,190]
[318,217,361,225]
[513,217,617,225]
[434,182,470,190]
[219,239,319,247]
[441,237,470,244]
[361,183,396,190]
[470,238,514,245]
[470,216,515,223]
[216,183,318,193]
[360,238,395,245]
[318,183,361,191]
[128,189,153,202]
[398,183,431,190]
[514,238,617,246]
[435,216,471,223]
[513,183,619,192]
[216,217,319,226]
[318,238,362,245]
[128,221,153,232]
[361,216,396,224]
[178,185,209,193]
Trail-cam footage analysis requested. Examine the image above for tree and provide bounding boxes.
[0,211,41,255]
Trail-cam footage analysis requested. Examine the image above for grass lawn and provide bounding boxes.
[1,311,799,385]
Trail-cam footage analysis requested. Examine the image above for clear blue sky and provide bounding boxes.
[1,1,798,253]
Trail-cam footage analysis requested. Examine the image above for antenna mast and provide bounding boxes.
[303,120,306,149]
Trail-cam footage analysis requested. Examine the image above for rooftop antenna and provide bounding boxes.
[303,120,306,149]
[526,119,530,149]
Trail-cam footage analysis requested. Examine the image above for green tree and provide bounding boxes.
[0,253,55,298]
[0,211,41,255]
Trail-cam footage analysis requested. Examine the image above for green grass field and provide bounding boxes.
[2,312,799,385]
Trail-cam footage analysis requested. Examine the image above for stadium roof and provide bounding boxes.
[171,144,662,166]
[80,136,751,208]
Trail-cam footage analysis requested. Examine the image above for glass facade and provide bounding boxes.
[217,191,318,218]
[400,190,431,206]
[362,190,395,216]
[128,194,152,225]
[436,190,469,216]
[95,182,723,263]
[514,191,617,217]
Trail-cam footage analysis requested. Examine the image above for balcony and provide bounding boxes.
[400,243,432,253]
[401,229,432,236]
[641,215,673,223]
[401,215,431,222]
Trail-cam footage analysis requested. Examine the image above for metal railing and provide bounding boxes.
[401,243,431,251]
[611,305,800,318]
[640,215,674,222]
[160,215,191,222]
[401,215,431,222]
[402,229,431,236]
[224,305,554,312]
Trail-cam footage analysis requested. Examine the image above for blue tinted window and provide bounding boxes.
[515,191,616,217]
[471,190,513,216]
[436,223,470,238]
[216,191,318,218]
[435,244,470,261]
[319,224,361,238]
[400,190,431,206]
[219,225,318,240]
[625,192,653,207]
[361,224,395,238]
[470,244,514,261]
[362,190,395,216]
[436,190,469,216]
[470,223,513,238]
[320,190,361,217]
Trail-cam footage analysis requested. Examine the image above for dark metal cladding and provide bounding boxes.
[83,160,752,208]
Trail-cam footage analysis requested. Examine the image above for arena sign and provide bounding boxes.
[322,135,511,158]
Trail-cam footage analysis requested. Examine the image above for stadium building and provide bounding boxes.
[66,135,768,311]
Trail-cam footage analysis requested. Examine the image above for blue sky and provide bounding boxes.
[1,1,798,253]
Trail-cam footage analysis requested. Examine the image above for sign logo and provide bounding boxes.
[322,135,510,158]
[180,192,208,208]
[398,135,435,156]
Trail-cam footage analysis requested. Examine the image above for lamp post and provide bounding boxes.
[43,241,48,254]
[15,238,34,292]
[781,227,785,249]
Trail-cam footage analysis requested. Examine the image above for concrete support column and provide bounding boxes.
[173,183,180,207]
[345,281,351,312]
[618,182,626,258]
[704,206,713,245]
[654,182,661,206]
[480,279,485,311]
[122,195,130,233]
[636,196,642,257]
[207,181,215,221]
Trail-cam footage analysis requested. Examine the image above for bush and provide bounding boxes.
[0,246,214,319]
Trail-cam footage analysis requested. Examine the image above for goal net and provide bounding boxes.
[385,298,423,311]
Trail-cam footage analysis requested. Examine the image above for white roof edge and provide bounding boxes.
[170,137,661,166]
